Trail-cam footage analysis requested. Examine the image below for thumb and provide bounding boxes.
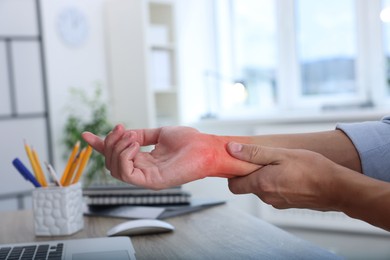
[82,132,104,154]
[227,142,282,165]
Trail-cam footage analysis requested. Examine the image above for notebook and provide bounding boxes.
[0,236,136,260]
[83,185,191,206]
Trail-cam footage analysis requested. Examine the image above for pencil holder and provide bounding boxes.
[32,182,84,236]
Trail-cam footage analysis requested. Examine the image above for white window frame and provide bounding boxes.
[214,0,388,116]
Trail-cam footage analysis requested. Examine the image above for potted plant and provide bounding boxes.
[62,85,115,186]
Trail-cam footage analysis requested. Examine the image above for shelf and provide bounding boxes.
[106,0,180,128]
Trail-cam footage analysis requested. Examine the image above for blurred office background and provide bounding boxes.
[1,0,390,258]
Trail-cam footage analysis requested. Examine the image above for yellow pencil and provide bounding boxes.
[32,148,48,187]
[24,140,43,186]
[72,145,93,184]
[69,148,86,184]
[63,151,82,186]
[60,141,80,185]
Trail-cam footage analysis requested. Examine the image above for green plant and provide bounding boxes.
[62,85,113,186]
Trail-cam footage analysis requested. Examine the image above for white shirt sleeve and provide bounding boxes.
[336,116,390,182]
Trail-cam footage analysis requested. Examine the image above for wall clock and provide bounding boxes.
[57,7,88,47]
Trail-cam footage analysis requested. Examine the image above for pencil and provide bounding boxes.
[60,141,80,185]
[24,140,42,186]
[44,161,62,187]
[72,145,93,184]
[32,148,48,187]
[63,151,82,186]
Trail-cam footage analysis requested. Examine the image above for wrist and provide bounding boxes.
[330,164,372,213]
[205,134,260,177]
[326,164,352,212]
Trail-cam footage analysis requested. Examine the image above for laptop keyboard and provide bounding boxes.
[0,243,63,260]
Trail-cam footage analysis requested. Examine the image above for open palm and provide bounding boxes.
[82,125,259,189]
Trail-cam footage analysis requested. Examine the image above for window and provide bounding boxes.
[212,0,388,118]
[231,0,277,111]
[297,0,357,96]
[214,0,277,117]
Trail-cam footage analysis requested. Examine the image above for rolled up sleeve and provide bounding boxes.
[336,116,390,182]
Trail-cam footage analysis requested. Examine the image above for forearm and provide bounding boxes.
[334,166,390,232]
[220,130,362,173]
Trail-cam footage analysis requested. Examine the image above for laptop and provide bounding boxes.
[0,236,136,260]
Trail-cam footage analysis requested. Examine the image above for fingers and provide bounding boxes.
[115,142,141,182]
[83,124,163,153]
[136,128,162,146]
[109,131,139,177]
[228,174,257,195]
[104,124,126,169]
[82,132,104,154]
[227,143,287,195]
[227,142,283,165]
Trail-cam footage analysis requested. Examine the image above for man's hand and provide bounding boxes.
[82,125,260,189]
[227,142,346,211]
[227,142,390,231]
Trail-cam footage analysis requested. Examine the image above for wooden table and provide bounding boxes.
[0,204,340,259]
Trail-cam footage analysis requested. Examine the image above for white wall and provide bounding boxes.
[0,0,50,206]
[0,0,109,210]
[41,0,109,172]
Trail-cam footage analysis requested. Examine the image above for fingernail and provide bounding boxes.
[229,142,243,153]
[114,124,122,131]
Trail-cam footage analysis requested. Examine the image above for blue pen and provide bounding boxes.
[12,158,41,188]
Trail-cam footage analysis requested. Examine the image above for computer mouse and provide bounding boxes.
[106,219,175,236]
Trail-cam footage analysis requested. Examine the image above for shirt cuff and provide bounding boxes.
[336,117,390,182]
